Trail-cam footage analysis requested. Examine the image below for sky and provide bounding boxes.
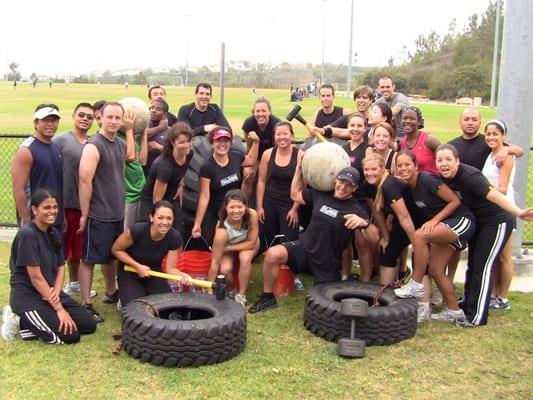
[1,0,493,77]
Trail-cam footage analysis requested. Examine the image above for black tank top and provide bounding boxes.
[265,147,299,206]
[315,106,344,128]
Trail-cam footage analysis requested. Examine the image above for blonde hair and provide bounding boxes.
[362,153,388,214]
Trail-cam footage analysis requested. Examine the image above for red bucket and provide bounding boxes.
[163,237,211,293]
[273,265,295,297]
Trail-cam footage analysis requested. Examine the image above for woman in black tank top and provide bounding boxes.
[256,122,303,249]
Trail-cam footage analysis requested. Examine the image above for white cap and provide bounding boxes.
[34,106,61,120]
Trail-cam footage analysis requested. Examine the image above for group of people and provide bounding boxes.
[2,77,532,346]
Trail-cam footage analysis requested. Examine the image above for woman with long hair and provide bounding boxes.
[2,189,96,344]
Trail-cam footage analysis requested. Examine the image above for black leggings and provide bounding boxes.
[18,296,96,344]
[117,266,172,307]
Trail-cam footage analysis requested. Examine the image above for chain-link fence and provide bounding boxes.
[0,135,531,245]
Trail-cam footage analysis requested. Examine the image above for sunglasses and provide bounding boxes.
[76,112,95,120]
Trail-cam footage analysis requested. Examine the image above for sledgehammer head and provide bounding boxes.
[285,104,302,122]
[214,274,227,301]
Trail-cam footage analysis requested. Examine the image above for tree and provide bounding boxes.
[7,62,21,81]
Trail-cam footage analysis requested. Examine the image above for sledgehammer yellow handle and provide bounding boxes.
[124,265,213,289]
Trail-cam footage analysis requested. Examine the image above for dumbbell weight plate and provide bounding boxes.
[337,338,366,358]
[340,298,369,318]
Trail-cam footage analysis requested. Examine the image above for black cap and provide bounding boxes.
[336,167,360,186]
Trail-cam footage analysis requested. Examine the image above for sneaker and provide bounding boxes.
[431,307,466,322]
[1,305,20,341]
[398,265,412,284]
[294,277,305,291]
[64,281,97,298]
[83,303,104,323]
[234,293,247,307]
[488,296,499,309]
[430,288,444,308]
[454,316,477,328]
[492,297,511,310]
[394,279,425,298]
[249,293,278,314]
[116,299,122,311]
[103,290,119,304]
[417,302,431,323]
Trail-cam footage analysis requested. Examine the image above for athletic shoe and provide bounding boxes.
[249,293,278,314]
[103,290,119,304]
[454,317,477,328]
[83,303,104,323]
[430,288,444,308]
[64,281,97,298]
[398,265,412,284]
[417,302,431,323]
[1,305,20,341]
[492,297,511,310]
[294,277,305,291]
[116,299,122,311]
[431,307,466,322]
[394,279,425,298]
[234,294,247,307]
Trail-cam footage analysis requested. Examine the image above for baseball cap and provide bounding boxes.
[337,167,360,186]
[34,105,61,120]
[212,127,233,141]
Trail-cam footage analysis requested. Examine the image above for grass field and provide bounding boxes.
[0,82,532,398]
[0,241,532,400]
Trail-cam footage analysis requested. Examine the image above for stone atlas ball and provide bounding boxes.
[301,141,351,191]
[119,97,150,135]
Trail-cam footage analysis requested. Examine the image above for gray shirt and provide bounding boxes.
[88,133,126,221]
[53,131,86,209]
[377,92,410,140]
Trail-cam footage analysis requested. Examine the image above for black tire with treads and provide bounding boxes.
[304,281,417,346]
[122,293,247,367]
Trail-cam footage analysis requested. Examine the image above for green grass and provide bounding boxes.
[0,241,532,399]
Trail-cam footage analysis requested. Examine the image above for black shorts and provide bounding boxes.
[83,218,123,264]
[441,216,476,250]
[282,240,341,285]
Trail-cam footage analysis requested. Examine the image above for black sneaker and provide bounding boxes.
[103,290,119,304]
[249,293,278,314]
[83,303,104,323]
[398,265,412,284]
[454,317,476,328]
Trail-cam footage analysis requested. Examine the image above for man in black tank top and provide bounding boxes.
[310,84,346,128]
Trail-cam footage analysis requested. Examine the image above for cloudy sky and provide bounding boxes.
[1,0,493,77]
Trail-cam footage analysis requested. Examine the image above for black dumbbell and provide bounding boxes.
[337,298,369,358]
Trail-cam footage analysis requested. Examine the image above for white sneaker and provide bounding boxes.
[1,305,20,341]
[293,277,304,291]
[431,307,465,322]
[64,281,97,298]
[430,288,444,308]
[394,279,425,298]
[234,294,247,307]
[417,302,431,324]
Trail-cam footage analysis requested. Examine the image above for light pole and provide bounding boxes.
[184,14,192,87]
[321,0,327,84]
[489,0,501,108]
[346,0,354,97]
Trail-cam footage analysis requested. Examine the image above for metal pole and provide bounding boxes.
[346,0,354,96]
[496,0,533,255]
[489,0,501,108]
[219,42,225,112]
[184,14,191,87]
[321,0,326,84]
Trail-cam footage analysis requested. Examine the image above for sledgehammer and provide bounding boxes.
[123,265,227,300]
[285,104,327,142]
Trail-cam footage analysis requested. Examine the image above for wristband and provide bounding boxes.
[324,127,333,138]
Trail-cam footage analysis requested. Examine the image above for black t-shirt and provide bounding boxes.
[443,164,512,224]
[177,103,230,137]
[364,174,421,219]
[127,222,182,271]
[315,106,344,128]
[146,124,172,170]
[331,116,371,142]
[141,152,193,203]
[301,189,368,282]
[241,115,282,160]
[167,112,178,127]
[410,172,473,220]
[200,150,245,214]
[448,134,491,171]
[342,141,368,200]
[9,223,66,314]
